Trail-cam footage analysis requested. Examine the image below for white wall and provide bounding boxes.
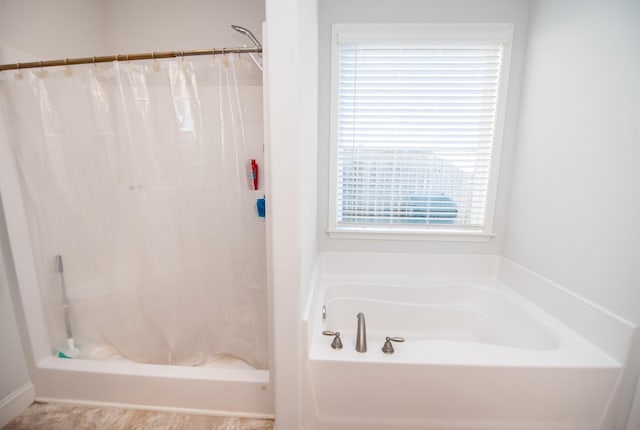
[264,0,319,426]
[0,0,265,62]
[105,0,264,53]
[0,200,32,426]
[298,0,319,315]
[503,2,640,428]
[0,1,107,415]
[316,0,530,254]
[0,0,107,62]
[503,0,640,326]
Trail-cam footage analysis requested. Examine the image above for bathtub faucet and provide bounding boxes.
[356,312,367,353]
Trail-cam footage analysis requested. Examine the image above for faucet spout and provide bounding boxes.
[356,312,367,353]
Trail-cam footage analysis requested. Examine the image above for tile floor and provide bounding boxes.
[3,402,274,430]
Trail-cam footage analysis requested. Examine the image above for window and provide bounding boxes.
[328,24,513,240]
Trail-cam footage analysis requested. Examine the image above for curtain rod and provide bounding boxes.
[0,46,262,72]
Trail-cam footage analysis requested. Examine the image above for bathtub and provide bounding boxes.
[304,278,621,430]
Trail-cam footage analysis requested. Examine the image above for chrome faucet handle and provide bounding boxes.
[322,331,343,350]
[381,336,405,354]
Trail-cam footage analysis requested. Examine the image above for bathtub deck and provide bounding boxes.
[2,402,274,430]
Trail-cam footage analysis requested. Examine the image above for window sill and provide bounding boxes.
[327,227,495,242]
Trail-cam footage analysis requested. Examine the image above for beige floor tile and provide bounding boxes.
[2,403,274,430]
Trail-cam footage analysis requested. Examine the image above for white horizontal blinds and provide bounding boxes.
[336,41,503,228]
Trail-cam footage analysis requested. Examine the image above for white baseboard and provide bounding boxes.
[0,381,35,428]
[626,378,640,430]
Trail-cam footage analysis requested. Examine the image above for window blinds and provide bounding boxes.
[335,41,504,230]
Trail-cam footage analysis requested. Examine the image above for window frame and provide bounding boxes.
[327,23,514,241]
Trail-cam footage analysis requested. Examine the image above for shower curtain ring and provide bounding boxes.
[64,58,73,76]
[38,60,47,77]
[151,52,161,72]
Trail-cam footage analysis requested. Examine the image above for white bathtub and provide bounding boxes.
[305,278,622,430]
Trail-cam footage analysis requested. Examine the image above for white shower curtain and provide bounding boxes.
[0,55,267,368]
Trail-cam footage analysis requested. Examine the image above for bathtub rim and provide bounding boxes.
[321,281,562,352]
[307,276,621,369]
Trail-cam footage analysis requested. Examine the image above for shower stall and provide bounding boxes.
[0,31,272,416]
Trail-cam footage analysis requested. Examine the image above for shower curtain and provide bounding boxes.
[0,55,267,368]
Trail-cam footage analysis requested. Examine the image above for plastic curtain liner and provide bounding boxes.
[1,55,267,368]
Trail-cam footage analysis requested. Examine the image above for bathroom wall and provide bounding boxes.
[0,0,265,62]
[0,2,106,422]
[0,200,32,428]
[298,0,320,322]
[316,0,531,254]
[104,0,264,53]
[264,0,319,426]
[503,0,640,327]
[0,0,107,62]
[503,1,640,428]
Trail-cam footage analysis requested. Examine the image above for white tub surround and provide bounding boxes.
[498,258,636,364]
[303,253,629,430]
